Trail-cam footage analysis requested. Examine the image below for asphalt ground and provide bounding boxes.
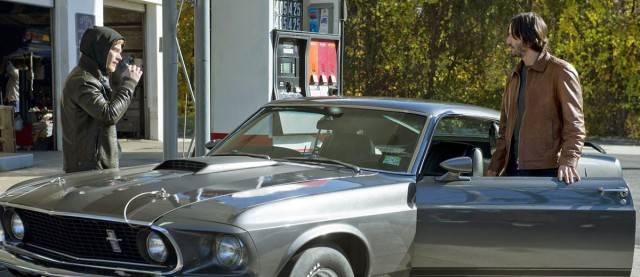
[0,141,639,276]
[579,145,640,276]
[614,151,640,277]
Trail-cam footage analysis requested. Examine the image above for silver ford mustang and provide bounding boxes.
[0,98,634,277]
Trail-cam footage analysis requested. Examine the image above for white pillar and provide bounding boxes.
[145,4,164,141]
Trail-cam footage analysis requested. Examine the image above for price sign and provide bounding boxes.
[274,0,302,31]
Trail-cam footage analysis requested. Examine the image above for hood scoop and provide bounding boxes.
[154,157,278,174]
[154,160,207,172]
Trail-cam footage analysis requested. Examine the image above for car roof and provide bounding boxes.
[268,97,500,120]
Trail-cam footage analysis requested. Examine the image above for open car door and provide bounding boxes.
[413,171,635,276]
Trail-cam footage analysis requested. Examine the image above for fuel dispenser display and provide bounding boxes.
[276,39,305,99]
[273,31,340,100]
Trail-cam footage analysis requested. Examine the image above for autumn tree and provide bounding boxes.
[343,0,640,138]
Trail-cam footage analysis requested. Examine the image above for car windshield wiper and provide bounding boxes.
[281,157,361,173]
[210,150,271,160]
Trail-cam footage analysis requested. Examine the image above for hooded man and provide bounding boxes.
[61,26,143,173]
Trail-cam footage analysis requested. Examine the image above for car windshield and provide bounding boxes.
[211,106,427,173]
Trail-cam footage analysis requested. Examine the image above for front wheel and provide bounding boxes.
[289,246,354,277]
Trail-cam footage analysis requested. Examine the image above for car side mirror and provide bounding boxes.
[436,156,472,182]
[489,122,499,154]
[205,140,220,150]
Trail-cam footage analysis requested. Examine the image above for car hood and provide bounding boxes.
[0,156,365,225]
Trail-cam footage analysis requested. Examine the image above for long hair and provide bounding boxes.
[510,12,548,52]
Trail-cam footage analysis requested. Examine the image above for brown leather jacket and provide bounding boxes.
[488,51,586,174]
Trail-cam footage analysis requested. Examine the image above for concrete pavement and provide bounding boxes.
[0,139,166,192]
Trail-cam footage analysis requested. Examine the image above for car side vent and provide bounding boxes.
[154,160,207,172]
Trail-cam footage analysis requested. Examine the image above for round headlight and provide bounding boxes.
[10,213,24,240]
[216,235,245,268]
[146,232,168,263]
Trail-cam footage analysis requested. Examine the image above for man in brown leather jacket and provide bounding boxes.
[61,26,143,173]
[486,13,586,184]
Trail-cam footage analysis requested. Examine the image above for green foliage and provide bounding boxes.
[551,0,640,138]
[343,0,640,138]
[177,1,195,136]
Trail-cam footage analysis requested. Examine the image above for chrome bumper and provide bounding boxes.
[0,249,101,277]
[0,246,139,277]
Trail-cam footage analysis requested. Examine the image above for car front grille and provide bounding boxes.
[16,209,148,265]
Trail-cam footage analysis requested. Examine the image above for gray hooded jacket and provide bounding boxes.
[61,26,138,173]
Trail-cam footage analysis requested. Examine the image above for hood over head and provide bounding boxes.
[79,26,124,73]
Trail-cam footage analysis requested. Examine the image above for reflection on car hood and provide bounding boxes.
[0,156,364,225]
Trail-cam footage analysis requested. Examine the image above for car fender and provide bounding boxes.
[278,223,372,275]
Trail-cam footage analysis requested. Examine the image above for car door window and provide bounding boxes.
[422,116,494,176]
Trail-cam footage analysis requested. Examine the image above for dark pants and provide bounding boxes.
[505,164,557,177]
[505,142,557,177]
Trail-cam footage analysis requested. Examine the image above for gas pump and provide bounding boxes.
[275,38,305,99]
[308,39,338,97]
[272,0,342,100]
[211,0,345,137]
[273,22,341,99]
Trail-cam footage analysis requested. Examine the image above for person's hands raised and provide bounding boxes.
[123,64,143,83]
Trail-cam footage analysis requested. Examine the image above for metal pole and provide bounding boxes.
[194,0,211,156]
[339,0,347,95]
[163,0,178,159]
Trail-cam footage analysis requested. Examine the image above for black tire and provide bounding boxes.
[289,246,354,277]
